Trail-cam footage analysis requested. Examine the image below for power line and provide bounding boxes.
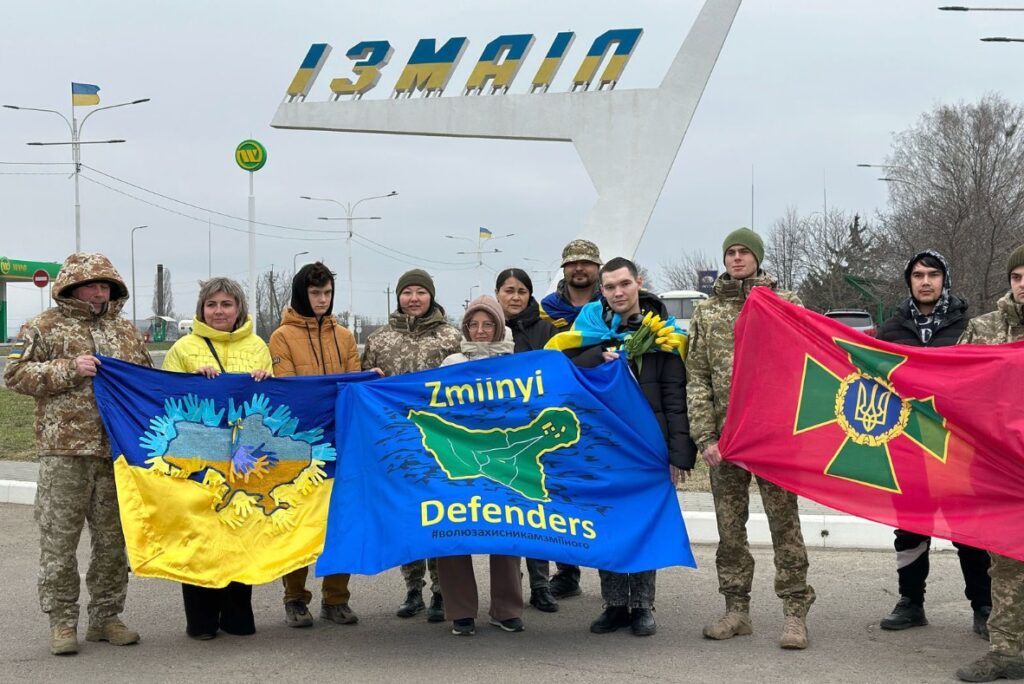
[82,164,348,235]
[79,174,345,242]
[352,232,476,267]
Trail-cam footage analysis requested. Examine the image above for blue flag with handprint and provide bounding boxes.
[319,350,694,576]
[92,356,375,588]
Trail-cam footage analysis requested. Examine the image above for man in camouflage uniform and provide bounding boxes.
[539,238,603,599]
[955,244,1024,683]
[686,227,815,650]
[5,253,152,656]
[361,268,461,622]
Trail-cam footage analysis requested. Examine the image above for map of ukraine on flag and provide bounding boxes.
[72,82,100,106]
[720,288,1024,561]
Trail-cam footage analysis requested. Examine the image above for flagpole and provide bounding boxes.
[72,110,81,252]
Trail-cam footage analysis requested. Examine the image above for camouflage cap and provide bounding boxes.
[560,239,602,267]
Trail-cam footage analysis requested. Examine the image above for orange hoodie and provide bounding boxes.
[268,307,359,377]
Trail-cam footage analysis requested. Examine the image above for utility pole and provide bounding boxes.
[385,284,392,317]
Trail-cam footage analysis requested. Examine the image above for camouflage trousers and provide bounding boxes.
[599,570,656,609]
[988,553,1024,656]
[35,455,129,628]
[402,558,440,594]
[710,461,815,617]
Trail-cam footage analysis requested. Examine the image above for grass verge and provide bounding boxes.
[0,387,36,461]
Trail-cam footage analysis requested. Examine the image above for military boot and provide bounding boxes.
[426,592,445,622]
[85,617,140,646]
[880,596,927,630]
[974,606,992,640]
[50,624,78,656]
[703,611,753,640]
[956,652,1024,682]
[396,589,425,618]
[779,615,809,649]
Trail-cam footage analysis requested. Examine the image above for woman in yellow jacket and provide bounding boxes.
[162,277,272,640]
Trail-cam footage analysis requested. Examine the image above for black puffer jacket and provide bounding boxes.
[507,298,556,353]
[563,292,697,470]
[877,295,968,348]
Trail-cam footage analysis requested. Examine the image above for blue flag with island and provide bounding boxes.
[92,356,375,588]
[319,350,694,576]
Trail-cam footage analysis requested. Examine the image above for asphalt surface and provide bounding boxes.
[0,503,989,683]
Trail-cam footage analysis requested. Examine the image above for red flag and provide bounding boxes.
[720,288,1024,561]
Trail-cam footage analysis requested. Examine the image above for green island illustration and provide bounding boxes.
[407,407,581,502]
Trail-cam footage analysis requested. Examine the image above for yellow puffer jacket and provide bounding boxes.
[162,316,273,374]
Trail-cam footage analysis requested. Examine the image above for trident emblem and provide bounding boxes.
[854,382,891,432]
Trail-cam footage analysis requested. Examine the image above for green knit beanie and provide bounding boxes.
[722,227,764,266]
[397,268,436,300]
[1008,244,1024,280]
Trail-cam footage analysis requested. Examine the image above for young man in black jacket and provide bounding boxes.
[560,256,697,636]
[876,250,992,636]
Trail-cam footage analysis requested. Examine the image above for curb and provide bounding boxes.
[0,478,955,552]
[0,480,36,506]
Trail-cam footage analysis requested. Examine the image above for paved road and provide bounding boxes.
[0,503,988,683]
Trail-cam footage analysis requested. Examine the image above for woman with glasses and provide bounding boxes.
[435,295,526,636]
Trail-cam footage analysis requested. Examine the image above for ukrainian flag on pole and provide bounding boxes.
[479,227,493,240]
[71,83,100,107]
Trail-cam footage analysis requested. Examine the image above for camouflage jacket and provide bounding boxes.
[958,292,1024,345]
[361,304,462,376]
[4,253,152,457]
[685,272,800,452]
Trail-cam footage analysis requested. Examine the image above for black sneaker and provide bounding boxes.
[396,590,425,618]
[549,574,582,600]
[426,592,445,623]
[452,618,475,636]
[973,606,991,640]
[284,600,314,628]
[489,617,525,632]
[880,597,927,630]
[529,587,559,613]
[631,607,657,636]
[590,606,631,634]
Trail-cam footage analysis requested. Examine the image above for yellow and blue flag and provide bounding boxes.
[71,82,100,107]
[479,227,493,240]
[92,356,376,588]
[319,350,694,576]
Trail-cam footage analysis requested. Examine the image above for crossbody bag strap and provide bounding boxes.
[201,337,226,373]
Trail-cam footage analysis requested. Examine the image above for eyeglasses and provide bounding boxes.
[467,322,496,331]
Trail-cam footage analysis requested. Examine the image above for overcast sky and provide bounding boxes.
[2,0,1021,336]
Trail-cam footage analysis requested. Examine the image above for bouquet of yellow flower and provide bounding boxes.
[621,311,687,372]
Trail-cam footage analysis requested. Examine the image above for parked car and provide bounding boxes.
[824,309,876,337]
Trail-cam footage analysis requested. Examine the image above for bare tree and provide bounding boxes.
[253,267,292,340]
[881,93,1024,311]
[763,206,808,291]
[660,249,717,291]
[151,265,175,318]
[636,263,657,292]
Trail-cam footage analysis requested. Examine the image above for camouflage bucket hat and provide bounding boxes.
[560,239,602,267]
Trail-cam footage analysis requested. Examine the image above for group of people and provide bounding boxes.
[6,230,1024,682]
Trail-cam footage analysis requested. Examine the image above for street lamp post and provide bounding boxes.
[4,97,150,251]
[523,257,557,284]
[293,250,310,273]
[939,6,1024,41]
[302,191,398,327]
[444,231,516,288]
[130,225,149,330]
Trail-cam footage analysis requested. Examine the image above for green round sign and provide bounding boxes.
[235,139,267,172]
